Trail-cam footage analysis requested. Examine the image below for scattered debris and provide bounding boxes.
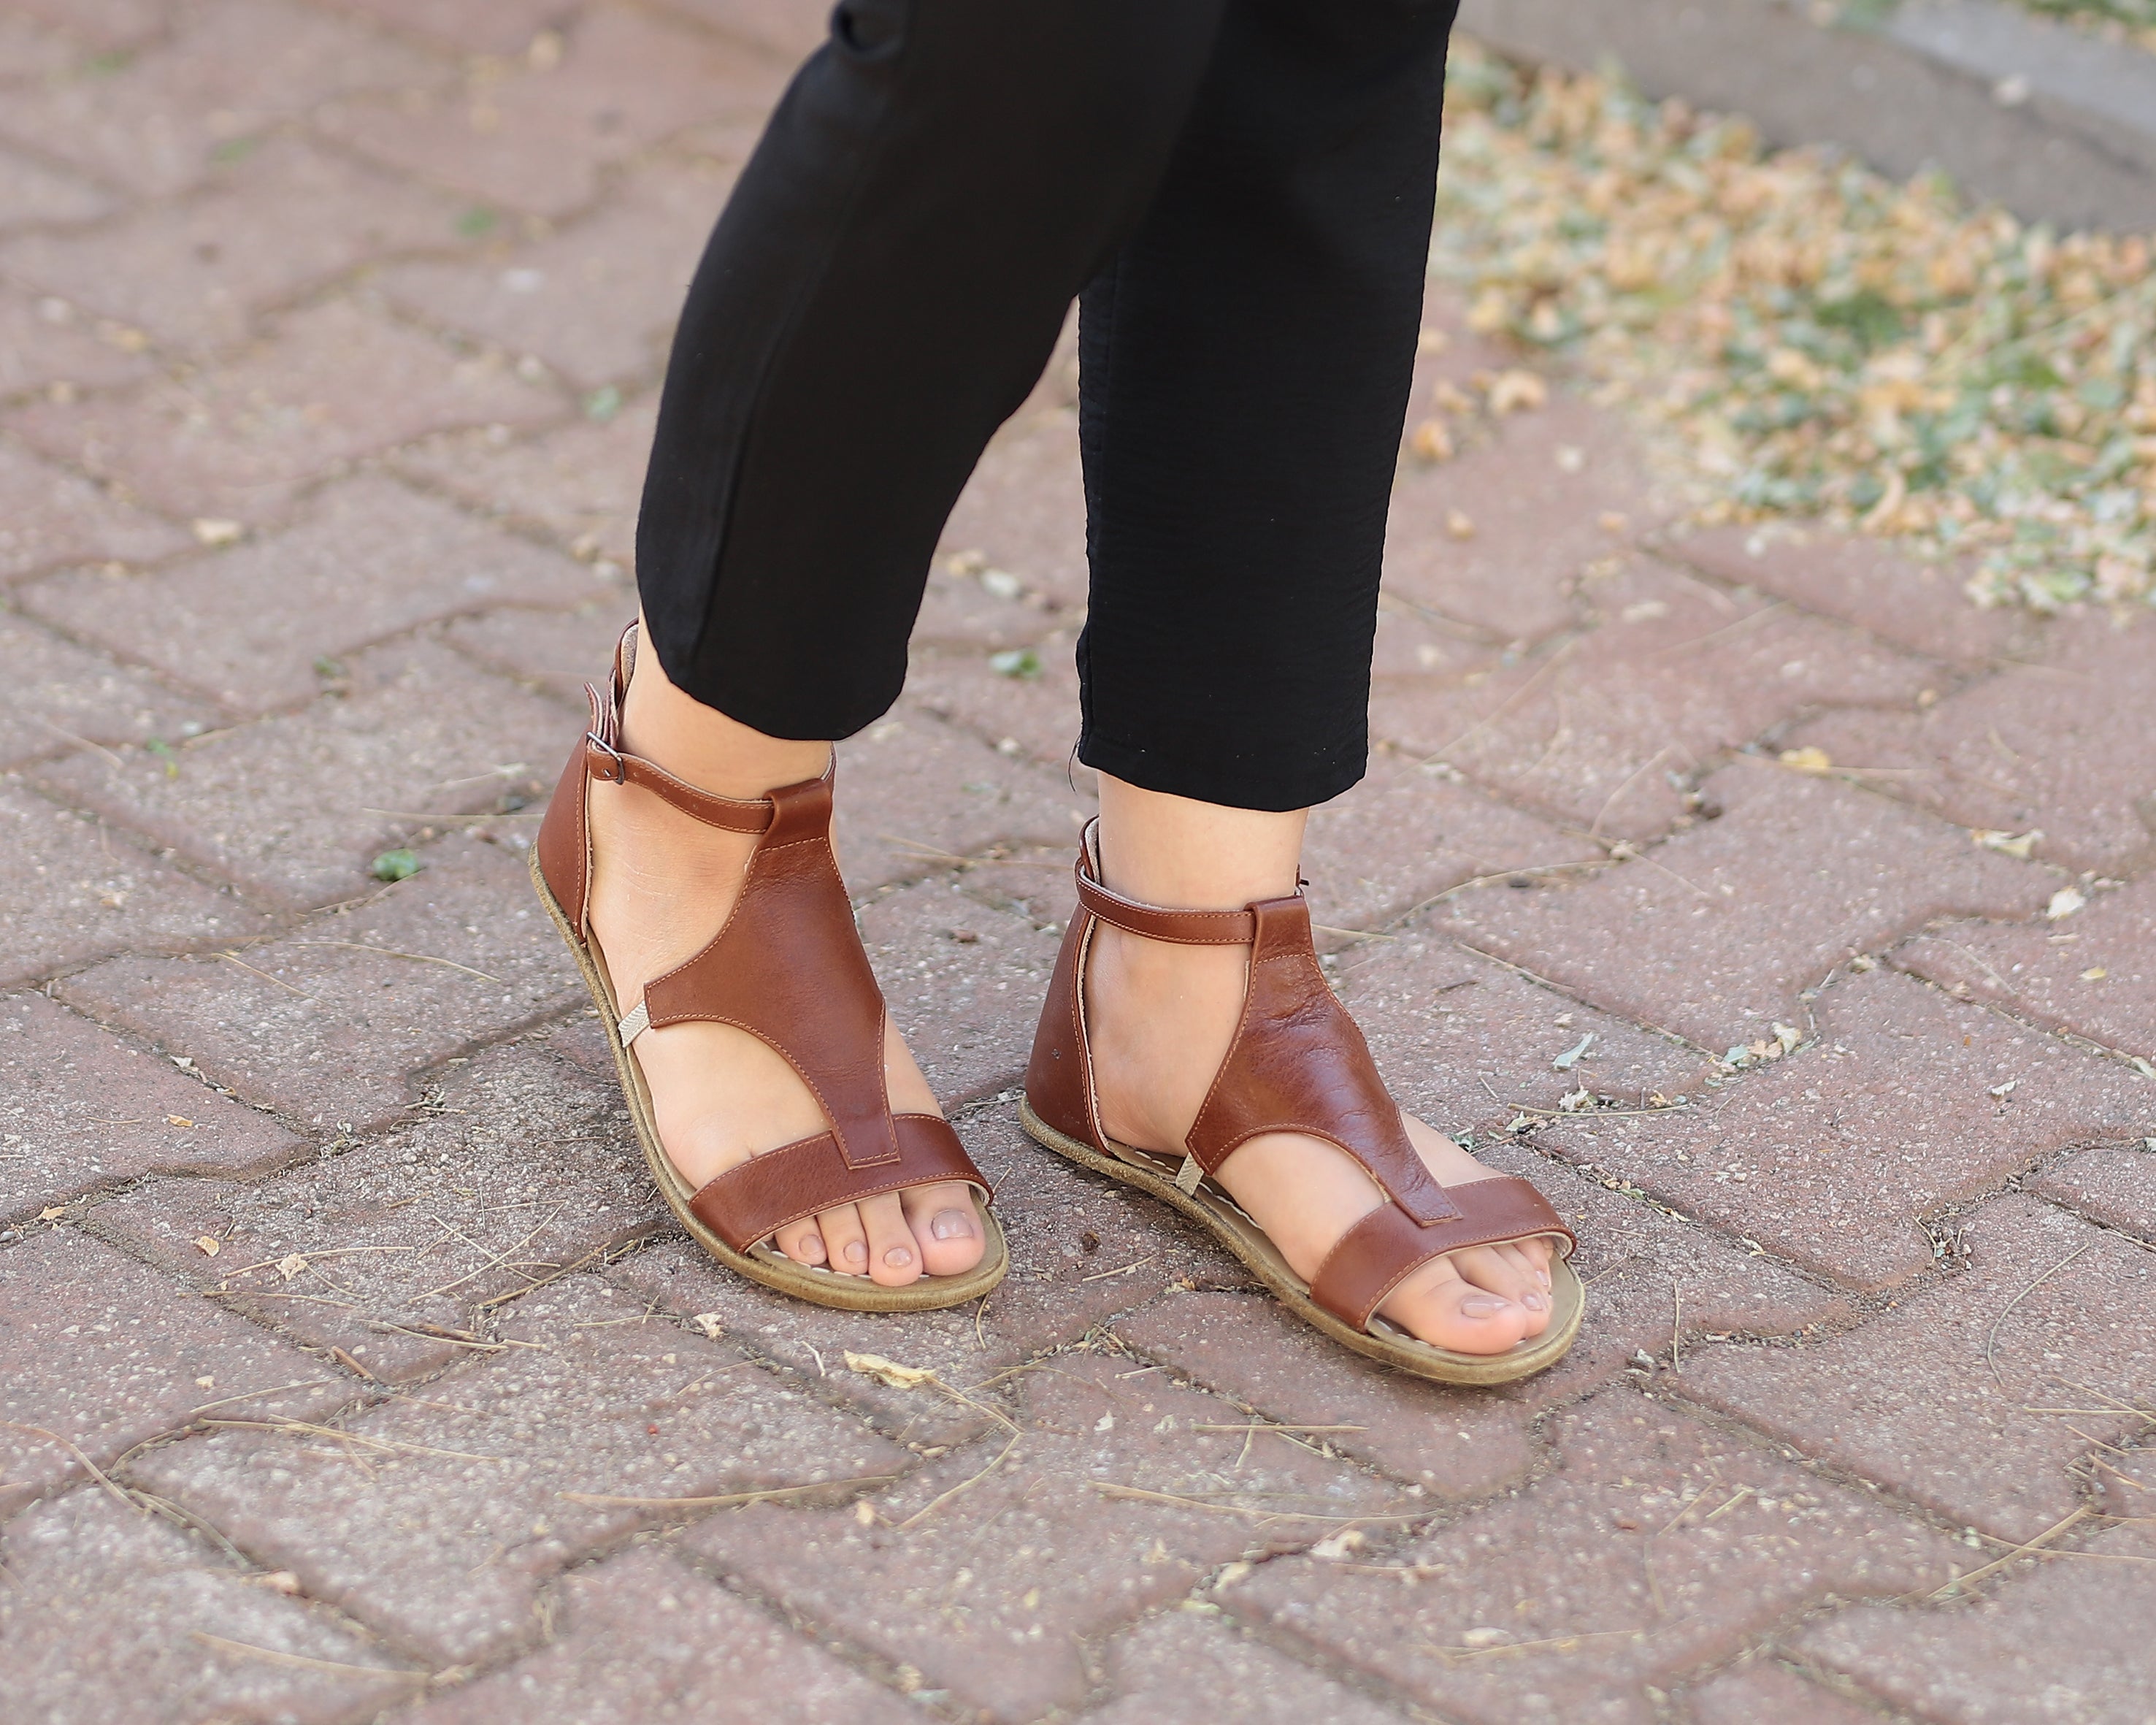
[369,849,421,884]
[1552,1031,1597,1071]
[1435,40,2156,616]
[1974,827,2044,858]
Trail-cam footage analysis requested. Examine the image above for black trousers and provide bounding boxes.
[637,0,1459,811]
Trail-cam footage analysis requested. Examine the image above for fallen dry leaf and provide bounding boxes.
[1435,38,2156,617]
[843,1351,938,1390]
[1409,418,1456,462]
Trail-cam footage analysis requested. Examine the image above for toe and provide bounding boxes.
[859,1193,924,1288]
[899,1179,984,1278]
[1379,1256,1532,1355]
[773,1218,827,1268]
[1448,1243,1551,1335]
[817,1204,872,1277]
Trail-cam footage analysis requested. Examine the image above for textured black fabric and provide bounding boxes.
[636,0,1459,811]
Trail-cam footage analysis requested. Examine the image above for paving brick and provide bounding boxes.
[937,409,1087,608]
[0,0,442,198]
[0,12,82,82]
[24,474,597,714]
[377,160,734,390]
[1116,1139,1845,1500]
[918,562,1072,657]
[1089,1610,1416,1725]
[1799,1450,2156,1724]
[12,298,560,526]
[1792,615,2156,878]
[134,1275,908,1665]
[2032,1143,2156,1242]
[0,611,207,769]
[59,827,583,1131]
[0,1227,349,1516]
[1304,757,1605,941]
[442,592,641,704]
[0,990,300,1223]
[610,1110,1250,1447]
[831,701,1094,893]
[1665,521,2042,666]
[859,876,1062,1106]
[1228,1389,1957,1725]
[1385,392,1653,646]
[0,438,188,581]
[1526,970,2155,1291]
[0,139,473,353]
[1687,1659,1906,1725]
[326,0,564,56]
[684,1350,1416,1721]
[1373,559,1937,842]
[1900,874,2156,1066]
[0,285,156,398]
[1367,589,1508,681]
[318,7,783,217]
[4,0,169,52]
[0,778,252,986]
[91,1037,661,1380]
[1681,1195,2156,1542]
[902,632,1086,774]
[1338,930,1711,1125]
[0,1488,421,1724]
[1443,753,2049,1051]
[0,141,113,231]
[34,636,567,908]
[394,391,657,571]
[401,1545,916,1725]
[658,0,831,61]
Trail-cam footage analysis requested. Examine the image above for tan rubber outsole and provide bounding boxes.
[530,844,1007,1312]
[1018,1095,1581,1385]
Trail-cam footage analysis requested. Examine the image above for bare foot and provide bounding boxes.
[583,646,984,1287]
[1083,777,1551,1354]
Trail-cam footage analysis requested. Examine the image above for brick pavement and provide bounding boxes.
[1,4,2150,1721]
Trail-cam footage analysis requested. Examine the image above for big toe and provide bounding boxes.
[1380,1259,1532,1355]
[899,1180,985,1278]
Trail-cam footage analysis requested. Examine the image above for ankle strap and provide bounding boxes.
[1073,820,1259,945]
[582,726,775,834]
[578,621,783,835]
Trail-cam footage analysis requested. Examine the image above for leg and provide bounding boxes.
[589,0,1225,1283]
[1075,0,1556,1349]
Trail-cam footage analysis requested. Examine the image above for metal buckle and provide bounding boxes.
[586,732,629,784]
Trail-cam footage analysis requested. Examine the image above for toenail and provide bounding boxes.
[1537,1267,1551,1290]
[1522,1290,1547,1312]
[1459,1293,1511,1317]
[798,1238,825,1263]
[929,1209,972,1242]
[885,1245,913,1268]
[843,1240,867,1266]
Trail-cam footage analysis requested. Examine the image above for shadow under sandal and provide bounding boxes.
[529,632,1007,1311]
[1021,825,1581,1384]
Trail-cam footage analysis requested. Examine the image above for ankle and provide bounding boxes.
[1094,774,1305,911]
[620,619,830,799]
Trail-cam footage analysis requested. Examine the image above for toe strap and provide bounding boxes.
[1307,1176,1576,1331]
[686,1114,986,1252]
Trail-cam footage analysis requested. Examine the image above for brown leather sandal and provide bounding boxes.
[530,627,1006,1311]
[1020,824,1579,1384]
